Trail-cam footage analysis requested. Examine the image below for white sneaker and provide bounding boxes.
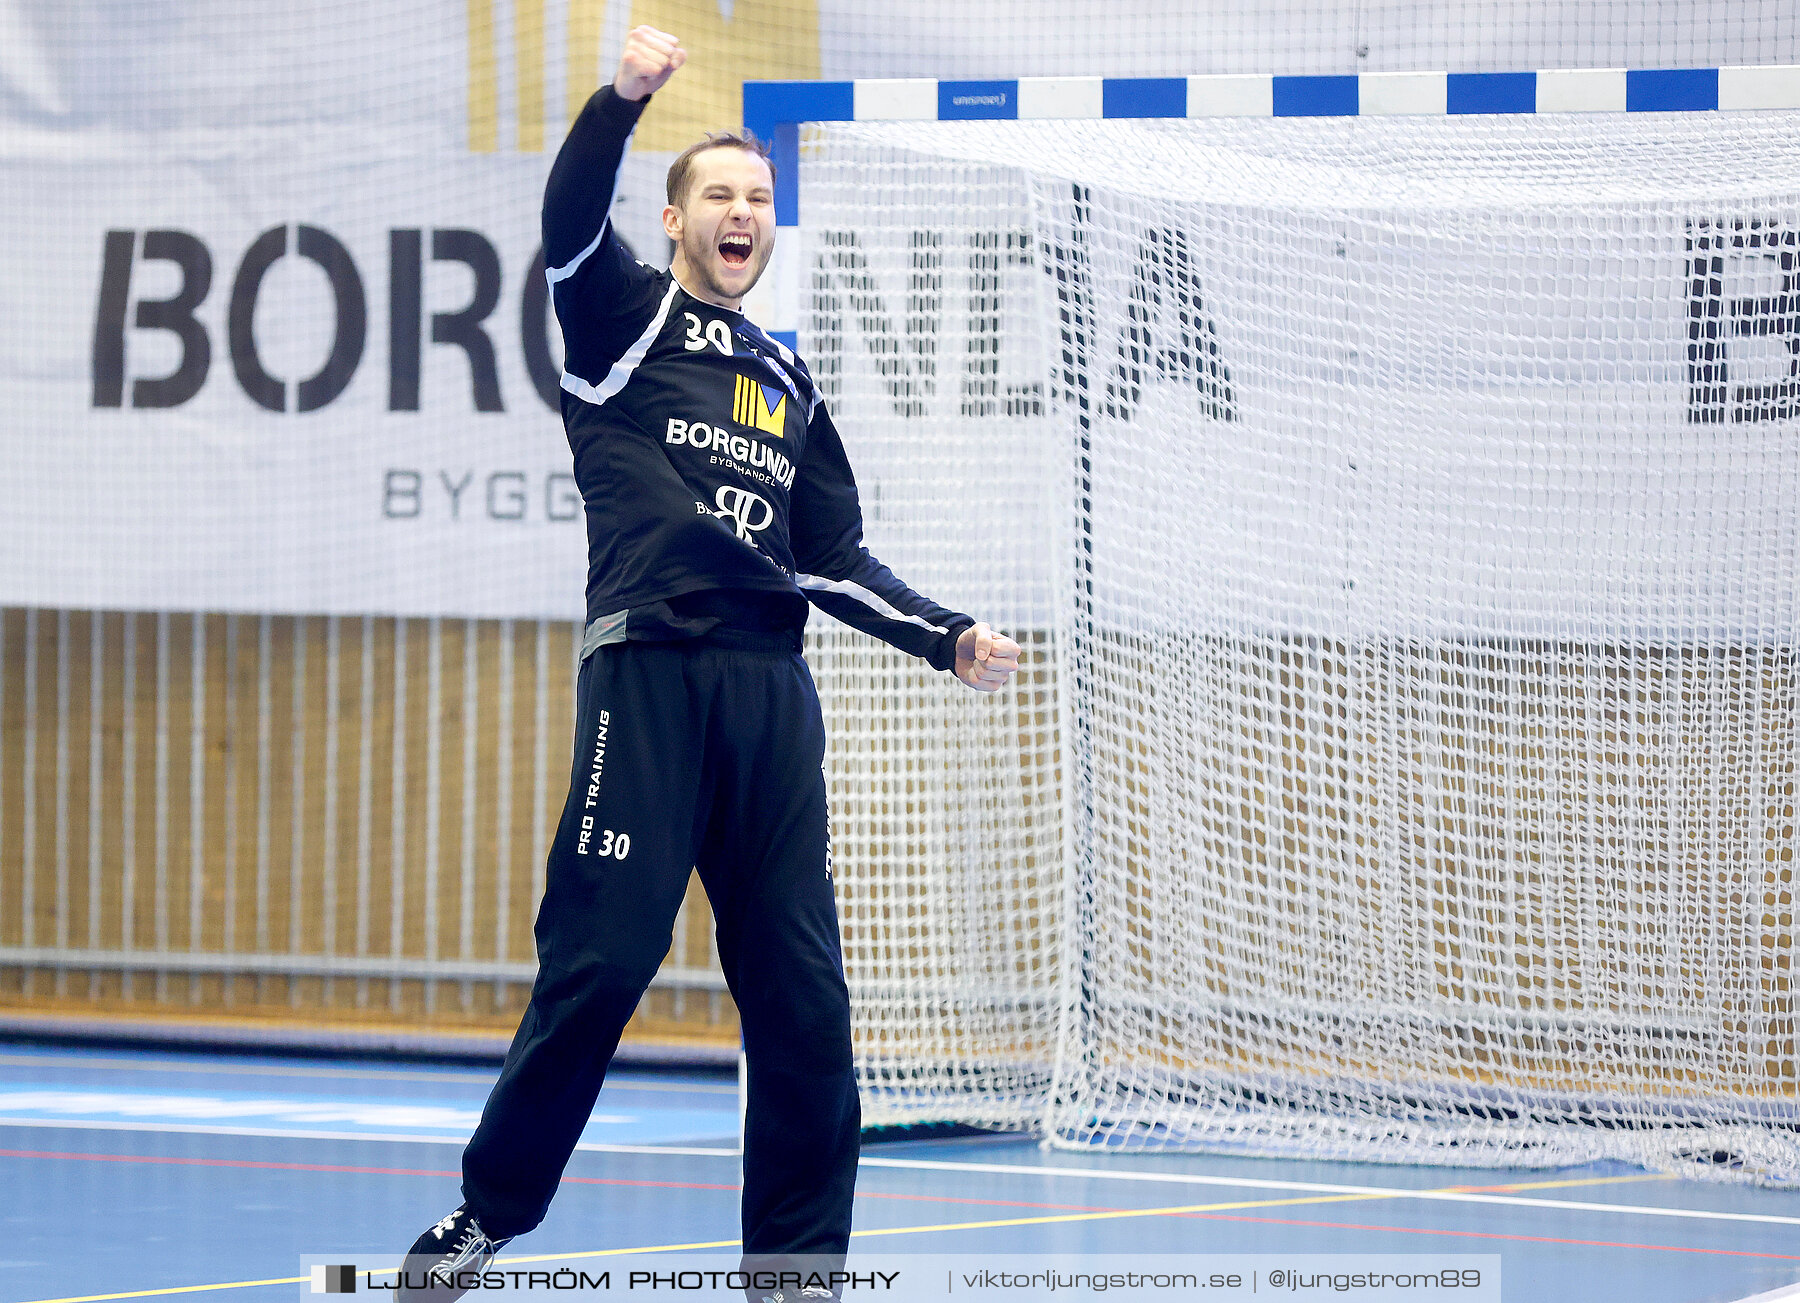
[401,1205,512,1299]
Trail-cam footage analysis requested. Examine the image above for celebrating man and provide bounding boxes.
[401,25,1021,1303]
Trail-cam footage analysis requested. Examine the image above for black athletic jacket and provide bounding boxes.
[546,86,973,670]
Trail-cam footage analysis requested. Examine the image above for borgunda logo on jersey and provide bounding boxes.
[713,485,773,541]
[733,373,787,438]
[665,419,796,490]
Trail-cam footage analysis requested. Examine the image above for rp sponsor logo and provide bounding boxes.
[733,372,788,437]
[713,485,773,541]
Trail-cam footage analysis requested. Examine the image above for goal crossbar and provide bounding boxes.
[743,64,1800,347]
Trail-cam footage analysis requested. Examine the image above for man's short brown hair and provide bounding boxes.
[665,131,777,209]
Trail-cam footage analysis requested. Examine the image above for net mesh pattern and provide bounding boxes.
[803,158,1070,1128]
[803,110,1800,1178]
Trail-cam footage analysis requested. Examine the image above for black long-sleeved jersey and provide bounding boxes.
[546,87,973,670]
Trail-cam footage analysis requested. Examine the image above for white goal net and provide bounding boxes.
[805,107,1800,1179]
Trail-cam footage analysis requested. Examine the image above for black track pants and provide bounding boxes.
[461,635,859,1260]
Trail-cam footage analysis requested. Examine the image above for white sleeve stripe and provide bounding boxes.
[546,221,607,285]
[561,280,680,407]
[545,123,636,286]
[796,573,948,634]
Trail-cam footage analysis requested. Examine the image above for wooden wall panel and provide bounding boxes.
[0,608,736,1047]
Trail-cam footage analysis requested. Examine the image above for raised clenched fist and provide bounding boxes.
[613,26,686,102]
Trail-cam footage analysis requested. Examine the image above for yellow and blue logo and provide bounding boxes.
[734,373,787,437]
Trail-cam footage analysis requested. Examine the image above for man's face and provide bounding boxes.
[663,146,776,309]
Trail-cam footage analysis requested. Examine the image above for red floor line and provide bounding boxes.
[0,1148,1156,1211]
[0,1150,1145,1213]
[0,1147,1062,1202]
[0,1148,460,1177]
[0,1148,738,1190]
[561,1174,742,1191]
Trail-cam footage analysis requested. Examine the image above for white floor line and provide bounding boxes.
[1731,1284,1800,1302]
[857,1156,1800,1229]
[0,1052,736,1093]
[0,1115,740,1155]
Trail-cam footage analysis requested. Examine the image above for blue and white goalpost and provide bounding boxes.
[743,65,1800,345]
[742,67,1800,1183]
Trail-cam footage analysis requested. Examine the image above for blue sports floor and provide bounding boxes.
[4,1044,1800,1302]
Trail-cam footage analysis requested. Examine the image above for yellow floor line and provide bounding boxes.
[4,1168,1686,1303]
[23,1278,306,1303]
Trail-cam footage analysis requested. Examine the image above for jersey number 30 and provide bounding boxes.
[683,312,732,356]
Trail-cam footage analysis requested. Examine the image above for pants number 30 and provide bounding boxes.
[579,824,631,859]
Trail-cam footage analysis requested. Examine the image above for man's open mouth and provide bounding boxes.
[719,232,752,267]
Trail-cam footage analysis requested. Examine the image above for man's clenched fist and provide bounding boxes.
[954,623,1023,693]
[614,26,685,102]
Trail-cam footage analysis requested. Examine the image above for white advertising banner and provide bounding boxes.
[2,148,595,619]
[3,0,1796,619]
